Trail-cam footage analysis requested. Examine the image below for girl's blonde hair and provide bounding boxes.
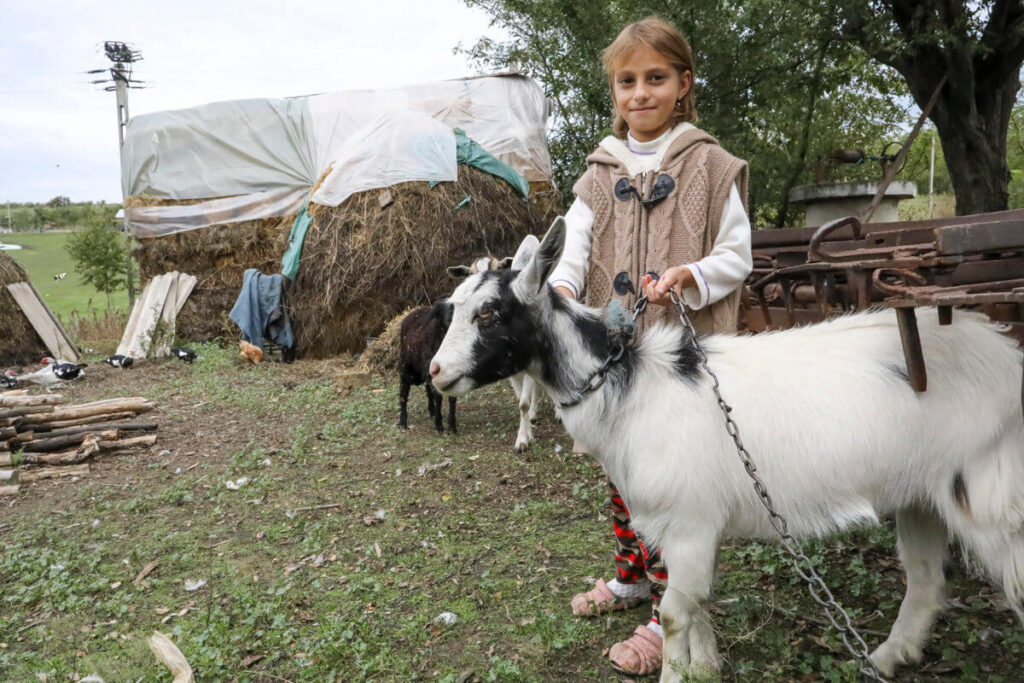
[602,17,698,138]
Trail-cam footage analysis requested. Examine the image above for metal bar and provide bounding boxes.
[938,306,953,325]
[896,307,927,392]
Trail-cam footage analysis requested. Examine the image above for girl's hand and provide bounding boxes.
[641,266,696,306]
[554,286,576,300]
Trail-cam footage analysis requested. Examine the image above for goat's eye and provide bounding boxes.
[474,310,496,325]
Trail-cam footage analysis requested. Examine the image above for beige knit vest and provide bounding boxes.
[573,129,748,336]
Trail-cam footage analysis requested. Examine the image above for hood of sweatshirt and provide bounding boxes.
[586,122,719,178]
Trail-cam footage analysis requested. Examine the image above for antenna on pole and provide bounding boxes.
[92,41,145,147]
[92,41,146,303]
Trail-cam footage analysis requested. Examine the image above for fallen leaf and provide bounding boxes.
[241,654,264,668]
[155,607,170,615]
[133,561,160,586]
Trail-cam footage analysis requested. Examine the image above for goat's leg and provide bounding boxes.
[429,387,444,433]
[447,397,457,434]
[397,378,411,428]
[425,384,437,418]
[658,535,719,683]
[523,374,539,423]
[870,507,949,677]
[510,372,533,452]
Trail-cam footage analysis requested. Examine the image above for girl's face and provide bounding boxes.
[611,44,691,142]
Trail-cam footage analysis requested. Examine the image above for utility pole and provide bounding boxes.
[89,41,145,305]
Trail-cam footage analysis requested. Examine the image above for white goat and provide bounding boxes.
[447,237,545,452]
[430,218,1024,682]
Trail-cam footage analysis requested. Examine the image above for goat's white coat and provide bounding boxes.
[432,221,1024,682]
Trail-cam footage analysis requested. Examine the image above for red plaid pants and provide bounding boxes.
[608,480,666,622]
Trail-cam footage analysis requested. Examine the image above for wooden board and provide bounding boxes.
[174,274,198,315]
[6,282,80,362]
[117,277,156,356]
[116,272,196,359]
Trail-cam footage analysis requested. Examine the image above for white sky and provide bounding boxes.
[0,0,505,204]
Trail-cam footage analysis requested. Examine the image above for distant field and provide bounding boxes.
[2,231,131,323]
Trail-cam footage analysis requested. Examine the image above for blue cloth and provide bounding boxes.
[229,269,294,348]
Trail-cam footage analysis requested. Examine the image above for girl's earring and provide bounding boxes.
[675,99,683,108]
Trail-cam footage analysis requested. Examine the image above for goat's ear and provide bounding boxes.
[511,234,540,270]
[498,256,515,270]
[446,265,472,279]
[512,217,565,300]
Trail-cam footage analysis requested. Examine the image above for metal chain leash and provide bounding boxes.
[631,288,886,682]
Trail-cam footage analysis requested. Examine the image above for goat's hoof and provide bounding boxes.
[396,422,408,429]
[514,441,529,453]
[870,640,920,677]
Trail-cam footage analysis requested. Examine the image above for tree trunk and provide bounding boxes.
[841,0,1024,216]
[930,81,1016,215]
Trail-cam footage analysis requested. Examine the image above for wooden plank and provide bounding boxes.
[935,220,1024,256]
[6,283,77,361]
[27,282,80,361]
[123,273,175,359]
[151,274,180,358]
[117,277,156,356]
[174,273,197,315]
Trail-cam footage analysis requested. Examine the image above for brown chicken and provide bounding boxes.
[239,340,263,364]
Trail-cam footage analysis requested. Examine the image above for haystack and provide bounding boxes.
[0,252,48,365]
[129,195,294,342]
[290,165,560,358]
[355,307,414,375]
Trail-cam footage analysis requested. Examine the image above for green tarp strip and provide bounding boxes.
[454,128,530,199]
[281,199,312,280]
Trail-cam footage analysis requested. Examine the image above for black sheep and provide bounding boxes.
[397,300,456,434]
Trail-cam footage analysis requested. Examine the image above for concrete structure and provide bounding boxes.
[789,180,917,226]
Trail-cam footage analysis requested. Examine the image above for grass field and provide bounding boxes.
[1,347,1021,682]
[2,231,131,323]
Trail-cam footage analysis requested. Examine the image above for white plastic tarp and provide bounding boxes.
[311,111,458,207]
[121,74,551,238]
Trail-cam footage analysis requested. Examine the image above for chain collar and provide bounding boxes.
[557,296,648,410]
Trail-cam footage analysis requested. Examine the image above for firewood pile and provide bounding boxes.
[0,390,158,495]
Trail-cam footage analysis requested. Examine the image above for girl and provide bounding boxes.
[547,17,752,676]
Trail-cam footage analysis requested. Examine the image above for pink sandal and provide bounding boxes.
[570,578,647,616]
[608,624,663,676]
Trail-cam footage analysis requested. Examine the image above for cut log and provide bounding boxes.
[0,406,55,419]
[0,394,63,407]
[97,434,157,451]
[10,431,35,444]
[18,398,155,426]
[1,389,28,396]
[0,470,18,484]
[0,426,17,439]
[0,484,19,496]
[18,464,90,482]
[10,431,35,443]
[29,412,135,432]
[22,430,119,453]
[39,421,158,439]
[15,438,100,465]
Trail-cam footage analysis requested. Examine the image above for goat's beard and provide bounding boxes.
[433,374,477,397]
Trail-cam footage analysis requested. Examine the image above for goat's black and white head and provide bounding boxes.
[430,218,572,397]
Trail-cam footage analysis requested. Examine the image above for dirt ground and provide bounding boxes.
[2,347,1022,682]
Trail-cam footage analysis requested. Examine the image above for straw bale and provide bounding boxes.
[0,252,49,366]
[291,165,560,357]
[128,195,294,342]
[355,307,414,376]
